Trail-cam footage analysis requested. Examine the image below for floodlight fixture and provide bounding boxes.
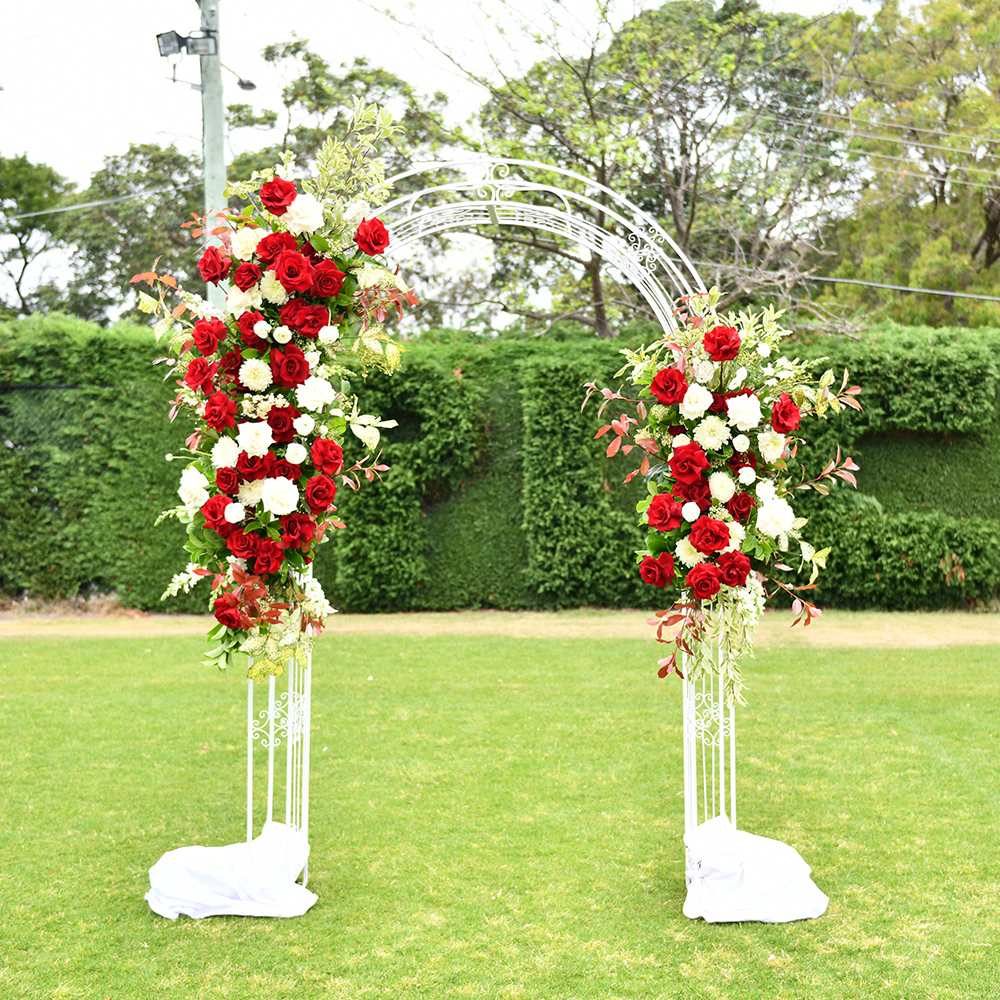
[156,31,184,57]
[155,29,218,58]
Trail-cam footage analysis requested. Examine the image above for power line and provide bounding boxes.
[5,183,201,221]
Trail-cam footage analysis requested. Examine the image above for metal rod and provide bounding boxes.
[246,675,254,843]
[302,649,312,886]
[266,673,275,824]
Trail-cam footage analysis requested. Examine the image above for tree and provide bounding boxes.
[0,155,74,316]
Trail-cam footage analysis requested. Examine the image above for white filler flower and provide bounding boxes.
[177,466,209,507]
[261,477,299,516]
[239,359,273,392]
[727,393,762,431]
[211,437,239,469]
[237,479,265,506]
[260,271,289,306]
[679,384,713,421]
[236,421,274,458]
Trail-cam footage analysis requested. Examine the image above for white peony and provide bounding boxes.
[178,466,209,507]
[682,501,701,522]
[738,465,757,486]
[237,478,265,506]
[283,193,326,235]
[238,359,273,392]
[676,536,706,568]
[679,384,714,420]
[259,271,289,305]
[296,376,336,412]
[755,479,777,503]
[732,433,750,453]
[293,414,316,435]
[708,471,736,503]
[236,421,274,458]
[231,227,263,261]
[756,496,796,538]
[727,393,762,431]
[758,429,786,464]
[261,477,299,516]
[211,437,240,469]
[226,283,262,313]
[224,502,246,524]
[693,415,731,452]
[285,442,308,465]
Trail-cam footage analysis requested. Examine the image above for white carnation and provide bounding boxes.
[236,421,274,458]
[679,384,713,420]
[293,414,316,435]
[682,501,701,522]
[238,359,273,392]
[211,437,240,469]
[282,193,326,236]
[738,465,757,486]
[758,429,786,464]
[727,393,762,431]
[226,283,262,313]
[724,521,746,552]
[178,466,209,508]
[756,497,796,538]
[708,471,736,503]
[259,271,289,305]
[296,376,336,412]
[237,478,265,506]
[732,433,750,453]
[693,415,731,452]
[261,476,300,516]
[224,502,246,524]
[231,227,263,261]
[755,479,777,503]
[693,358,717,384]
[676,536,706,568]
[285,442,308,465]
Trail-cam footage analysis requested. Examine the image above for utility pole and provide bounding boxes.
[199,0,226,308]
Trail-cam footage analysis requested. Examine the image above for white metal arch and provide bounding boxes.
[382,158,705,333]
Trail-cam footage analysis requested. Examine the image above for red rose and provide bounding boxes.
[354,217,390,256]
[688,516,731,555]
[639,552,676,588]
[232,262,262,291]
[727,450,758,474]
[197,246,232,284]
[215,466,240,496]
[297,303,329,338]
[300,241,323,263]
[218,349,244,385]
[213,596,243,629]
[279,298,308,331]
[272,250,315,293]
[184,357,217,394]
[668,442,710,484]
[771,392,801,434]
[237,310,268,351]
[266,404,300,444]
[191,318,227,357]
[686,562,722,601]
[254,537,284,575]
[278,512,316,550]
[270,344,310,388]
[726,490,756,524]
[236,451,275,481]
[311,260,346,298]
[310,439,344,476]
[305,474,337,513]
[717,551,751,588]
[271,459,302,481]
[673,477,712,512]
[703,325,741,361]
[201,494,234,537]
[647,493,684,532]
[255,231,298,265]
[226,529,258,560]
[259,176,297,216]
[650,367,688,406]
[204,391,237,430]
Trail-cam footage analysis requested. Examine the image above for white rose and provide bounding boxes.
[671,434,691,449]
[259,271,289,305]
[293,414,316,435]
[304,350,321,369]
[261,476,299,516]
[282,193,326,235]
[676,536,705,568]
[757,343,772,357]
[679,384,713,420]
[236,421,274,458]
[756,497,796,538]
[253,320,271,338]
[231,227,263,261]
[238,359,273,392]
[757,429,786,464]
[273,325,293,344]
[296,376,336,412]
[285,442,308,465]
[682,501,701,522]
[211,437,239,469]
[177,466,209,508]
[738,465,757,486]
[727,393,762,431]
[732,433,750,453]
[224,502,246,524]
[708,471,736,504]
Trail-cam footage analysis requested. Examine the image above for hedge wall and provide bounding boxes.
[3,316,999,611]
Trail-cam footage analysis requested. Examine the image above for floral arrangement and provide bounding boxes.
[585,290,861,704]
[135,102,416,678]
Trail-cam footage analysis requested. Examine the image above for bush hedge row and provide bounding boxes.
[2,315,999,611]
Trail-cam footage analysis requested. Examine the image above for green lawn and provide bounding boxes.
[0,630,997,999]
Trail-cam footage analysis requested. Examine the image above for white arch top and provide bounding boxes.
[382,158,706,334]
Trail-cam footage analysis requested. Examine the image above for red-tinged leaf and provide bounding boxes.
[812,483,830,495]
[170,302,186,319]
[636,401,647,421]
[774,563,792,572]
[638,437,659,454]
[329,519,346,529]
[835,469,858,488]
[160,274,177,288]
[606,436,621,458]
[844,457,860,471]
[846,385,862,395]
[595,424,612,440]
[193,567,213,577]
[808,605,822,618]
[842,396,863,411]
[130,271,153,284]
[820,459,835,477]
[622,444,633,454]
[623,468,641,484]
[792,599,803,614]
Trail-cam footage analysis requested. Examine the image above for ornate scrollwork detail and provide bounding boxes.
[692,691,732,748]
[250,691,306,748]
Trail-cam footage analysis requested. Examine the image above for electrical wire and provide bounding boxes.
[5,183,202,221]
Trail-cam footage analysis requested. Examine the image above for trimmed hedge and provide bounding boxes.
[2,316,999,611]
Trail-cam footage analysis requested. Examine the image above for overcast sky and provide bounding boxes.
[1,0,862,192]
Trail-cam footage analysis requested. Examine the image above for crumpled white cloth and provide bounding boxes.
[145,821,318,919]
[683,815,829,923]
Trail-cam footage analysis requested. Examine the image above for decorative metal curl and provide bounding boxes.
[250,691,306,748]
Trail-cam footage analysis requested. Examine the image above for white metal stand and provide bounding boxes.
[246,649,312,886]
